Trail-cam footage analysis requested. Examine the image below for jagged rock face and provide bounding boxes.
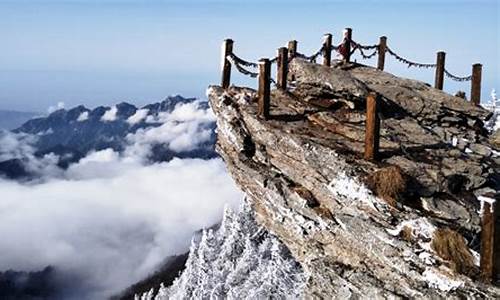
[208,59,500,298]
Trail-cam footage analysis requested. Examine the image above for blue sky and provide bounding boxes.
[0,0,498,112]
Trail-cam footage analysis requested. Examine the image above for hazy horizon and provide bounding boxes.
[0,0,498,112]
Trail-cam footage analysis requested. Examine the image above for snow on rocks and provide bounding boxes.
[422,268,464,292]
[477,195,496,216]
[387,217,437,265]
[387,218,436,240]
[327,171,378,210]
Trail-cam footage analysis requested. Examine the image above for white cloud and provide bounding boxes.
[77,111,89,122]
[0,130,37,162]
[0,131,62,177]
[127,108,149,125]
[37,128,54,136]
[0,156,242,299]
[127,101,215,158]
[48,102,65,114]
[101,106,118,122]
[0,100,241,299]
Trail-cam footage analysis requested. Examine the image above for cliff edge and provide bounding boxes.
[208,59,500,298]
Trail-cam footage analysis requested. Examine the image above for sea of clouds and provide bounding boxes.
[0,100,243,299]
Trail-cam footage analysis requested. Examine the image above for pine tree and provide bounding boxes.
[194,229,218,299]
[486,89,500,131]
[225,234,258,288]
[143,201,306,300]
[166,238,199,299]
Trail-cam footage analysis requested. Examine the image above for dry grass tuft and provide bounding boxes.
[431,228,477,276]
[366,166,407,207]
[399,225,414,243]
[313,205,334,220]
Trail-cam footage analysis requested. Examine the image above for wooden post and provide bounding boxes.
[434,51,446,90]
[471,63,482,106]
[364,92,380,161]
[345,28,352,63]
[288,40,297,58]
[221,39,233,89]
[258,59,271,120]
[377,36,387,71]
[277,47,288,90]
[288,40,297,82]
[323,33,332,67]
[480,200,497,282]
[496,205,500,283]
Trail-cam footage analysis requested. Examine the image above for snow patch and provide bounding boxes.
[327,172,377,210]
[477,195,496,216]
[386,218,436,241]
[451,136,458,147]
[387,218,436,253]
[422,268,464,292]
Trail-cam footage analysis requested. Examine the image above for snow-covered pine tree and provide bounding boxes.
[144,200,306,300]
[224,235,259,294]
[166,239,200,299]
[486,89,499,131]
[193,229,218,299]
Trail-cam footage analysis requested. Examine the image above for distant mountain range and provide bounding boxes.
[0,110,39,130]
[0,95,218,180]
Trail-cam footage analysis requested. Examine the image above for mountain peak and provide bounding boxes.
[9,95,217,172]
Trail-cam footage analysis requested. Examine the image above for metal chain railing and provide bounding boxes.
[227,38,474,85]
[351,40,379,50]
[385,46,436,69]
[359,48,378,59]
[227,53,279,85]
[221,33,483,122]
[228,53,258,68]
[295,45,325,63]
[444,69,472,82]
[227,54,258,78]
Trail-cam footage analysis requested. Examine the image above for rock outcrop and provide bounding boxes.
[208,59,500,298]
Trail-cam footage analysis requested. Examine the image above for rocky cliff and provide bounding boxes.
[208,59,500,298]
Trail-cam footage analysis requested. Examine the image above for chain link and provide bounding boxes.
[355,47,378,59]
[351,40,379,50]
[385,46,436,69]
[295,45,325,63]
[228,53,258,68]
[444,69,472,82]
[227,55,259,78]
